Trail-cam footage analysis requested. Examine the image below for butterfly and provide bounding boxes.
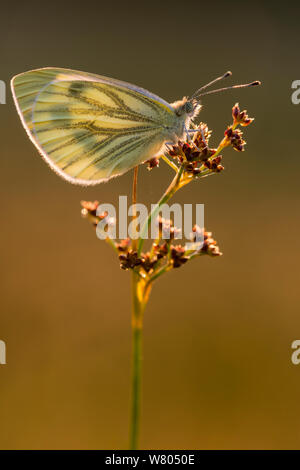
[11,68,259,185]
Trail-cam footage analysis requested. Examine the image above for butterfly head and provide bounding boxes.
[172,96,201,120]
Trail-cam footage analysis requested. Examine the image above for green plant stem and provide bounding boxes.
[147,262,172,285]
[132,166,139,252]
[129,271,146,450]
[105,237,119,253]
[137,165,184,256]
[161,153,179,172]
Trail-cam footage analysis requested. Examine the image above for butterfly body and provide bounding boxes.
[11,68,200,185]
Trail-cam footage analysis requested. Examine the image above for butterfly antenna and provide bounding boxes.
[190,71,232,100]
[195,81,261,99]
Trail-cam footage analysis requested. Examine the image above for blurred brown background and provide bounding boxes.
[0,0,299,449]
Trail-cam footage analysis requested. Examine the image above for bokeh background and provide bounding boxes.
[0,0,299,449]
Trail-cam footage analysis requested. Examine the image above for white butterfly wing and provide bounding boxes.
[11,68,177,184]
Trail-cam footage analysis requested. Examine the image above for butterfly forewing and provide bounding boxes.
[11,68,176,184]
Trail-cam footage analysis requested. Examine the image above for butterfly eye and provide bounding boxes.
[184,101,194,114]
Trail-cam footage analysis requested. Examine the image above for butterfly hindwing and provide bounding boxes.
[11,68,176,184]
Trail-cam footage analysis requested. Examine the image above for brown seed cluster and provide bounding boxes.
[81,200,108,227]
[152,241,169,259]
[81,200,99,216]
[146,157,160,170]
[223,103,254,152]
[224,127,246,152]
[116,219,222,273]
[81,201,223,273]
[115,238,131,252]
[165,103,254,174]
[191,225,222,257]
[232,103,254,126]
[170,245,189,268]
[118,250,143,270]
[200,232,222,256]
[157,216,181,240]
[167,124,224,175]
[118,249,158,272]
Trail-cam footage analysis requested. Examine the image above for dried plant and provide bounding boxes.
[81,102,255,449]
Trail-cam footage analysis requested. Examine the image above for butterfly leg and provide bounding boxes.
[165,141,175,147]
[184,125,193,143]
[184,125,204,152]
[200,126,208,150]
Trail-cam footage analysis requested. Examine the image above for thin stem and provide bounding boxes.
[147,262,172,286]
[161,153,179,172]
[129,166,145,450]
[128,149,213,448]
[105,237,119,254]
[207,121,238,162]
[137,165,184,256]
[129,271,145,450]
[131,166,138,251]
